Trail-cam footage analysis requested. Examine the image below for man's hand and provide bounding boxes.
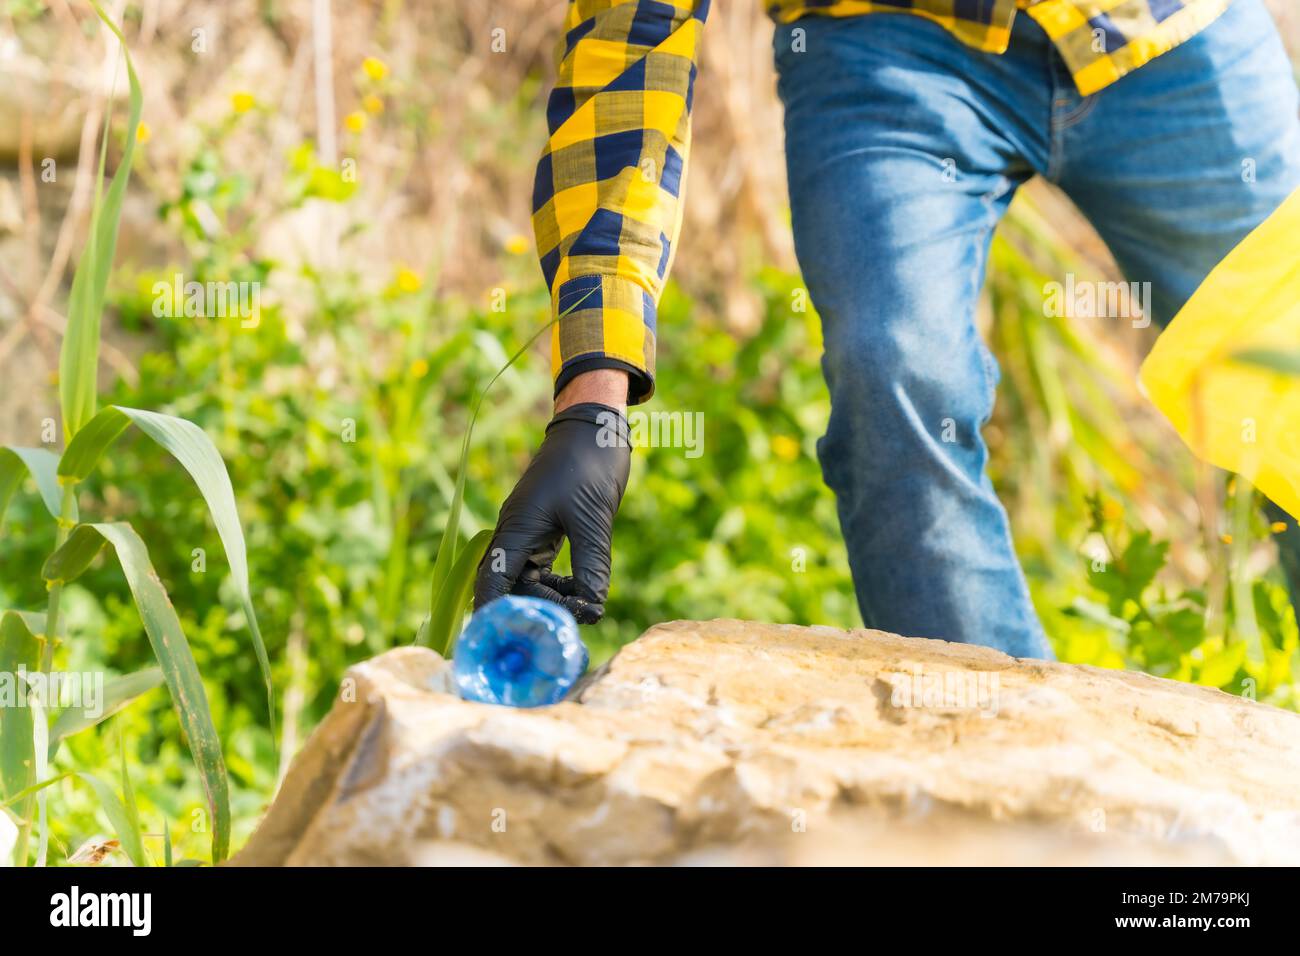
[473,370,631,624]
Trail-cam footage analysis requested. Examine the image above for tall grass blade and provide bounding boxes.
[59,406,275,735]
[117,736,144,866]
[48,667,164,760]
[25,678,48,866]
[44,522,230,863]
[427,300,592,634]
[77,771,145,867]
[0,611,41,864]
[425,528,491,654]
[0,772,73,809]
[59,3,143,440]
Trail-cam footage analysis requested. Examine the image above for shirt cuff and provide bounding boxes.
[553,356,653,406]
[552,275,658,405]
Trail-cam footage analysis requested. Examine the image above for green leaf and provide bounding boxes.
[428,437,474,631]
[59,2,143,440]
[425,529,492,655]
[1198,641,1247,688]
[26,675,49,867]
[1120,532,1168,599]
[0,771,73,809]
[286,143,358,203]
[1132,606,1205,668]
[163,818,172,868]
[0,615,46,865]
[1253,581,1290,657]
[47,522,229,863]
[1086,561,1129,618]
[77,771,145,867]
[41,523,107,585]
[1232,348,1300,377]
[4,611,46,637]
[56,406,132,481]
[1063,596,1131,635]
[58,405,275,736]
[47,667,164,760]
[0,612,42,805]
[0,447,73,527]
[1090,531,1169,616]
[118,737,144,866]
[1159,607,1206,653]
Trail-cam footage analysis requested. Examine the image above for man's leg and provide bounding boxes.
[775,14,1056,657]
[1053,0,1300,604]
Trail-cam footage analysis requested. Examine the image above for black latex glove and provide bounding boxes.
[474,402,631,624]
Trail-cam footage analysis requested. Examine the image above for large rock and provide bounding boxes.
[235,620,1300,866]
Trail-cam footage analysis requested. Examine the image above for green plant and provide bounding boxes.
[1065,489,1297,702]
[1,735,173,866]
[1233,348,1300,376]
[1069,492,1210,672]
[0,3,271,866]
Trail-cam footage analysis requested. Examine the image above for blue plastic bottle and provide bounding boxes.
[452,595,589,707]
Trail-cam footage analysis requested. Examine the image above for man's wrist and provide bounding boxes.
[554,368,629,415]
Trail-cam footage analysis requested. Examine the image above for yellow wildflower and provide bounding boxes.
[410,358,429,379]
[772,435,800,461]
[362,56,388,81]
[344,111,366,133]
[363,94,384,115]
[504,233,530,256]
[135,122,151,144]
[394,266,422,294]
[1271,521,1289,534]
[231,91,256,114]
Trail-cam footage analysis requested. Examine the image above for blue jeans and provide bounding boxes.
[775,0,1300,659]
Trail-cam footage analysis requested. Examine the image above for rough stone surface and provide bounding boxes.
[235,620,1300,866]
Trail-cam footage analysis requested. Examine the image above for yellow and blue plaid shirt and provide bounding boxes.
[536,0,1237,402]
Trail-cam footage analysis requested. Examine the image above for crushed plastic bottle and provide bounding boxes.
[452,595,588,707]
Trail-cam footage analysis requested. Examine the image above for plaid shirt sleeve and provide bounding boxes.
[534,0,712,405]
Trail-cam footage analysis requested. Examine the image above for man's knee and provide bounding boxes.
[815,326,994,494]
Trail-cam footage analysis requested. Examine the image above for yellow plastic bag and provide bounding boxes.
[1140,187,1300,520]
